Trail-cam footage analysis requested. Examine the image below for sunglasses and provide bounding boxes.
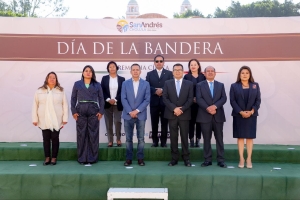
[155,60,164,63]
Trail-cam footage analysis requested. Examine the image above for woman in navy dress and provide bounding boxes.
[230,66,261,169]
[183,59,206,147]
[71,65,105,164]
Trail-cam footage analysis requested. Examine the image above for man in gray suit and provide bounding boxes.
[196,66,227,168]
[121,64,150,166]
[163,63,194,167]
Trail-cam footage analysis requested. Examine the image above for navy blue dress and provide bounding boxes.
[233,89,257,139]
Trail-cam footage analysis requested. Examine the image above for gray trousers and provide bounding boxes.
[104,105,122,143]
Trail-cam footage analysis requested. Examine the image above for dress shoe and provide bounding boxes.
[168,160,178,166]
[117,141,122,147]
[190,139,194,147]
[184,159,192,167]
[201,161,212,167]
[151,143,158,147]
[138,159,145,166]
[124,159,132,166]
[51,161,57,165]
[161,144,167,147]
[217,162,227,168]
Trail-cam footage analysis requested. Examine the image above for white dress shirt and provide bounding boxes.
[106,76,118,105]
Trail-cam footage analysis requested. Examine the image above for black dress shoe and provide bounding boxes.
[201,161,212,167]
[161,144,167,147]
[151,143,158,147]
[124,159,132,166]
[138,159,145,166]
[168,160,178,166]
[51,161,57,165]
[184,160,192,167]
[217,162,227,168]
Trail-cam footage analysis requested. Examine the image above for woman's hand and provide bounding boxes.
[96,113,103,120]
[33,122,38,126]
[73,113,79,121]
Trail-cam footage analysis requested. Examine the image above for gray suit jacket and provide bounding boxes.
[163,79,194,120]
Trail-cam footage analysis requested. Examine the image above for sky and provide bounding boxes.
[62,0,300,19]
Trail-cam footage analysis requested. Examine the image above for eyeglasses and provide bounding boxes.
[173,69,183,72]
[155,60,164,63]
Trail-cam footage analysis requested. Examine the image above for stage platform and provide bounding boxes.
[0,143,300,200]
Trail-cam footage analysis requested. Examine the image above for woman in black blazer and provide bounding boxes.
[230,66,261,169]
[101,61,125,147]
[183,59,206,147]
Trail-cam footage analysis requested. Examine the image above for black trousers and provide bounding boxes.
[150,104,168,145]
[189,103,202,139]
[76,102,100,163]
[201,118,225,162]
[169,118,190,161]
[42,129,60,158]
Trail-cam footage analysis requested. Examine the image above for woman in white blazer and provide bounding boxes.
[32,72,68,165]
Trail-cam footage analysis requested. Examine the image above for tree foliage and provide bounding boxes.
[173,9,204,18]
[214,0,300,18]
[0,0,68,17]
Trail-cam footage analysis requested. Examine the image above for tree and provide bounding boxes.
[214,0,300,18]
[0,0,69,17]
[173,9,204,18]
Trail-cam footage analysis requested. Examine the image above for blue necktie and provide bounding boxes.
[209,82,214,97]
[176,80,181,97]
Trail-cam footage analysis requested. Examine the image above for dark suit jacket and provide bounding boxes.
[146,68,173,107]
[183,73,206,97]
[100,75,125,111]
[70,80,105,115]
[229,82,261,116]
[196,80,227,123]
[163,79,194,120]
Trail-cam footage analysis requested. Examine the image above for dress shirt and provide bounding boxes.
[106,76,118,105]
[156,69,162,78]
[133,78,140,98]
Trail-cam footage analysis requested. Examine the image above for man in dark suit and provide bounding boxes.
[163,63,194,167]
[196,66,227,168]
[146,55,173,147]
[121,64,150,166]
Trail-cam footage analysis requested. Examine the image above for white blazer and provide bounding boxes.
[32,87,69,130]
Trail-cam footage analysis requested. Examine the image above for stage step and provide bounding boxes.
[0,161,299,200]
[0,143,299,163]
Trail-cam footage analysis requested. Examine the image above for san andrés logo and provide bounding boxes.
[116,20,163,33]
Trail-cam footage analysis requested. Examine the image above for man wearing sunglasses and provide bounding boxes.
[146,55,173,147]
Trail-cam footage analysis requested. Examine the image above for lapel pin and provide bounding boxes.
[253,85,256,89]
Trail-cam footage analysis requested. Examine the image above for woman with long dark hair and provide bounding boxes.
[230,66,261,169]
[101,61,125,147]
[32,72,68,165]
[71,65,105,164]
[183,59,206,147]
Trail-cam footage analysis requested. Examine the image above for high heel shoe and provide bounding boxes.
[51,158,57,165]
[43,157,51,166]
[117,140,122,147]
[246,160,252,169]
[238,160,245,168]
[107,142,113,147]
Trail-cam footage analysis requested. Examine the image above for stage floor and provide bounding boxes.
[1,160,300,200]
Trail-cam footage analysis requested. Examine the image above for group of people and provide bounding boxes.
[32,54,261,169]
